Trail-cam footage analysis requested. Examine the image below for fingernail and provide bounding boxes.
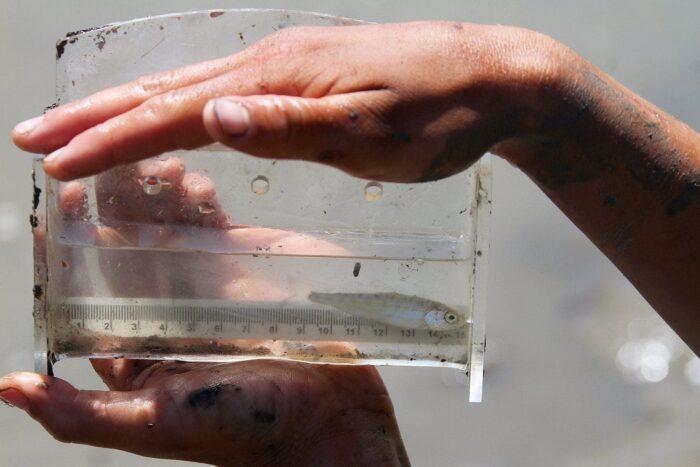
[14,116,43,136]
[214,99,251,137]
[44,146,66,164]
[0,388,29,411]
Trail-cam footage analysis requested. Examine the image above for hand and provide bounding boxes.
[1,159,409,466]
[0,362,406,466]
[12,21,565,183]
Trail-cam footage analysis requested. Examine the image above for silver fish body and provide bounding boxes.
[307,292,463,331]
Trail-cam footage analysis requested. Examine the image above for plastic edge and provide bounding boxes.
[467,154,492,402]
[32,158,52,375]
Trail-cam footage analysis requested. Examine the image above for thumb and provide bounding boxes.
[0,371,178,457]
[202,93,393,176]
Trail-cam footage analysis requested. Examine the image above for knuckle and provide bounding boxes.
[184,173,216,199]
[141,92,200,150]
[257,26,312,58]
[140,95,167,122]
[133,70,176,96]
[273,97,306,143]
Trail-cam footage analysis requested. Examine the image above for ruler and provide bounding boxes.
[58,298,469,343]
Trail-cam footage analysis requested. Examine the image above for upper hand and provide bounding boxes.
[12,22,564,182]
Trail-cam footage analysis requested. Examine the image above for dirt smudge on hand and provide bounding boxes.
[188,384,224,409]
[253,409,277,424]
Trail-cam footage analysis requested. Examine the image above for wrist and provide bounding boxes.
[478,27,588,167]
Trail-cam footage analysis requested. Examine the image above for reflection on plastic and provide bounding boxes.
[364,181,383,201]
[251,175,269,195]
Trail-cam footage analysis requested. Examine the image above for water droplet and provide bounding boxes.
[251,176,270,195]
[142,176,162,195]
[197,202,216,215]
[364,182,383,201]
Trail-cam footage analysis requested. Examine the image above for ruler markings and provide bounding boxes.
[61,302,393,328]
[58,300,470,345]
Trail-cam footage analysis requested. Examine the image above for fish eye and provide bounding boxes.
[445,312,458,323]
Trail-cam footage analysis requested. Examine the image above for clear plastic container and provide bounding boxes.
[32,9,491,402]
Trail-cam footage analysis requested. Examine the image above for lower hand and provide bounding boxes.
[1,160,409,466]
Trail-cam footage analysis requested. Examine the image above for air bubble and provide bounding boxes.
[364,182,383,201]
[251,176,270,195]
[143,176,162,195]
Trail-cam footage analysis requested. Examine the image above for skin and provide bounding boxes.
[3,21,699,466]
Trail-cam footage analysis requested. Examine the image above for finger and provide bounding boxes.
[58,181,89,219]
[180,172,229,228]
[12,54,246,154]
[139,157,191,224]
[56,182,96,295]
[40,61,276,182]
[39,86,391,182]
[0,365,299,464]
[42,86,213,181]
[0,372,165,452]
[95,157,185,225]
[203,92,399,179]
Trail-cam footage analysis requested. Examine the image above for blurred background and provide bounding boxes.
[1,1,698,466]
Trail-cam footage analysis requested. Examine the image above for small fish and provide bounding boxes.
[308,292,463,331]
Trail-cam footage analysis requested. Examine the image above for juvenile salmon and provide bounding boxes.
[308,292,463,331]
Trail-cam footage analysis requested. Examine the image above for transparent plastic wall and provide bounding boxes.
[33,10,491,402]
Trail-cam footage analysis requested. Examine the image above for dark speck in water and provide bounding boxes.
[353,262,361,277]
